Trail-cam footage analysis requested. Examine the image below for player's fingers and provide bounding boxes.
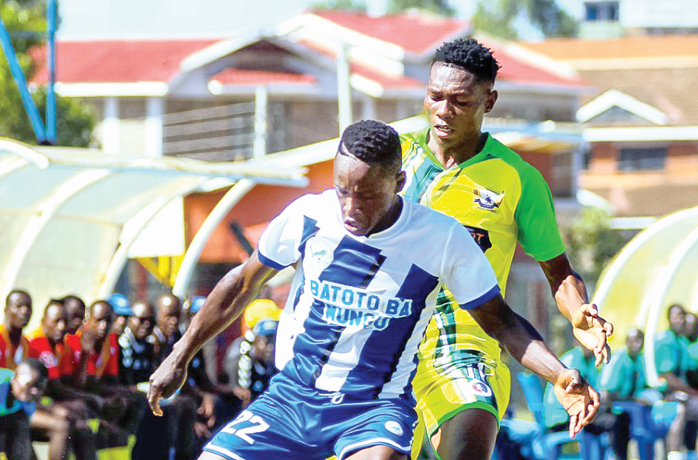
[147,385,163,417]
[586,303,599,317]
[604,321,615,337]
[569,413,578,439]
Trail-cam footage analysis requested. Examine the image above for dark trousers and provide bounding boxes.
[0,410,32,460]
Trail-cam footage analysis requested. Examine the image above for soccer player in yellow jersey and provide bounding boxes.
[401,38,615,460]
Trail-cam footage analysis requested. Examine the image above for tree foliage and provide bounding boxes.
[0,0,95,146]
[560,207,629,290]
[387,0,456,17]
[472,0,578,40]
[312,0,367,12]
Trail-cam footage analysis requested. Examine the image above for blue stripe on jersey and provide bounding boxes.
[258,251,286,270]
[298,216,320,256]
[319,235,386,288]
[289,271,305,313]
[459,284,500,310]
[287,235,385,388]
[345,263,439,398]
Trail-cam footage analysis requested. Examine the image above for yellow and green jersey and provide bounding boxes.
[401,128,565,372]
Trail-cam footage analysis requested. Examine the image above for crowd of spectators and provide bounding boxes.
[0,289,280,460]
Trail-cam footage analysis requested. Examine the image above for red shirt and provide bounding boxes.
[65,331,119,378]
[28,332,75,380]
[0,324,29,370]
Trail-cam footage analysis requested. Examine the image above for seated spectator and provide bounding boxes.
[655,304,698,459]
[118,300,156,386]
[685,312,698,362]
[0,358,48,460]
[61,295,86,336]
[65,300,145,445]
[544,343,631,460]
[150,293,198,460]
[599,328,685,459]
[227,317,278,404]
[109,293,133,337]
[0,289,32,369]
[29,299,98,460]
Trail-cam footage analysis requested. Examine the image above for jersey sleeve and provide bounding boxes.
[257,197,310,270]
[440,222,500,310]
[514,163,566,262]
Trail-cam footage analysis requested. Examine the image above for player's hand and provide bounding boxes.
[571,303,614,366]
[553,368,600,438]
[147,355,188,416]
[199,392,216,426]
[233,386,252,407]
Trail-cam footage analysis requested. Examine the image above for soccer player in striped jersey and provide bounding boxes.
[401,38,614,459]
[147,120,599,460]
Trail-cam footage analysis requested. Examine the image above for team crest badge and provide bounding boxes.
[385,420,404,436]
[306,237,333,269]
[470,379,493,397]
[474,187,504,211]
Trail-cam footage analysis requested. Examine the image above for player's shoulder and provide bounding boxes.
[403,199,461,233]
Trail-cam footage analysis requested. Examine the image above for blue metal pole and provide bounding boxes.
[0,17,46,142]
[46,0,57,143]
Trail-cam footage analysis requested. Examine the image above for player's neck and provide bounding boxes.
[429,131,487,169]
[366,196,403,237]
[6,325,23,345]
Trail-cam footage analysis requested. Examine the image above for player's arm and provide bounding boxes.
[540,254,613,366]
[468,295,600,437]
[147,250,277,415]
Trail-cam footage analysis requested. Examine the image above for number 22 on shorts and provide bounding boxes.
[221,410,270,444]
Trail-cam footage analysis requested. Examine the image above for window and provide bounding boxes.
[585,1,619,22]
[619,147,667,170]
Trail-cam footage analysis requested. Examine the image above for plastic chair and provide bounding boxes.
[612,400,678,460]
[516,372,607,460]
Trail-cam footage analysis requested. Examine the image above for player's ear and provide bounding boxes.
[485,89,498,113]
[396,170,406,193]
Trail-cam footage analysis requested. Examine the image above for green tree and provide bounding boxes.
[0,0,94,146]
[312,0,367,12]
[472,0,578,40]
[561,207,629,290]
[387,0,456,17]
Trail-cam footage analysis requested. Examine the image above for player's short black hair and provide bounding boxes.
[432,38,500,84]
[60,295,85,309]
[21,357,49,384]
[44,298,65,314]
[6,289,31,305]
[338,120,401,172]
[89,300,113,317]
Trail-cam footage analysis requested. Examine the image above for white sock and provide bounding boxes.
[668,451,686,460]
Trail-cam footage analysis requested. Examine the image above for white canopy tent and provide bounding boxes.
[592,205,698,386]
[0,138,306,328]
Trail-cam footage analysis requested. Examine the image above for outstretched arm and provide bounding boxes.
[540,253,614,366]
[147,250,278,415]
[469,295,600,437]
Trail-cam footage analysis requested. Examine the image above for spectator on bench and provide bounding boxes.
[0,358,48,460]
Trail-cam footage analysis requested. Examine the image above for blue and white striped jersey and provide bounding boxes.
[257,190,499,401]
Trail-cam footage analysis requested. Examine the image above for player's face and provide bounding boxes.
[112,315,128,336]
[334,153,402,237]
[43,304,67,343]
[425,62,496,149]
[87,302,113,340]
[157,303,180,338]
[130,302,156,341]
[65,300,86,335]
[6,292,32,329]
[626,330,644,359]
[10,365,44,403]
[669,306,686,335]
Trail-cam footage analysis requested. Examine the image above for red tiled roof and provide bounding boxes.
[486,42,586,87]
[520,35,698,61]
[210,68,317,86]
[300,39,423,91]
[311,10,469,55]
[31,40,221,84]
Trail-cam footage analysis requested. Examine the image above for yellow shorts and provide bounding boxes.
[410,356,511,458]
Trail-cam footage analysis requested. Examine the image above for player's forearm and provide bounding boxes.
[171,262,271,369]
[497,310,567,384]
[470,297,566,384]
[541,255,589,321]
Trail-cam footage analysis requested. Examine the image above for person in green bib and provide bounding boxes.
[544,344,631,460]
[0,358,48,460]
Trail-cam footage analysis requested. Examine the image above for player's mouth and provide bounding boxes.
[432,123,453,138]
[344,219,367,235]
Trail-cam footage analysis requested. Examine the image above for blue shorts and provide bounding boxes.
[204,373,417,460]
